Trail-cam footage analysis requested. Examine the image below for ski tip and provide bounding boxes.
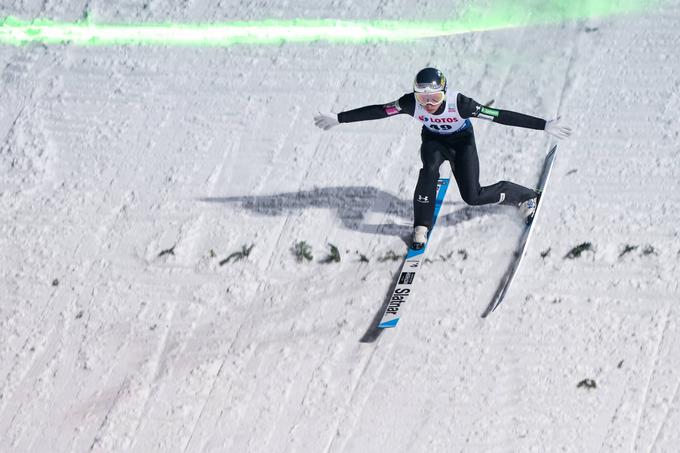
[379,319,399,329]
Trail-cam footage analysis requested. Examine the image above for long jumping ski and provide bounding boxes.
[378,169,451,329]
[481,144,558,317]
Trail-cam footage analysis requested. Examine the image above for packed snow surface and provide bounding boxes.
[1,1,679,452]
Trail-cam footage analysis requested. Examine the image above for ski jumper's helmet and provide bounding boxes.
[413,67,447,93]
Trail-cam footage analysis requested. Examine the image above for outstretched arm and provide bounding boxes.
[457,93,545,129]
[314,94,415,130]
[457,93,572,139]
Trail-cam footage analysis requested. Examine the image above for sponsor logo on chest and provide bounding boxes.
[418,115,459,123]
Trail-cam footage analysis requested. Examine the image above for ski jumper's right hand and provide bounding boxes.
[314,113,339,130]
[545,117,573,139]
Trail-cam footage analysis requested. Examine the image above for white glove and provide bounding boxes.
[314,113,339,131]
[545,117,572,140]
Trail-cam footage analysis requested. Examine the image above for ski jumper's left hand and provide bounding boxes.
[544,117,572,139]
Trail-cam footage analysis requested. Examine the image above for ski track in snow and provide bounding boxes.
[631,305,670,452]
[648,375,680,453]
[2,1,680,452]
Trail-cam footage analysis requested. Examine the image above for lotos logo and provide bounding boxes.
[418,115,457,123]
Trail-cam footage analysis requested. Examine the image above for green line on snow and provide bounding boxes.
[0,0,659,47]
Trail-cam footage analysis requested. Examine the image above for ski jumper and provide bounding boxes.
[337,92,546,229]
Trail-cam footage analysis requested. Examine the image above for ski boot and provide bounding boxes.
[412,226,428,250]
[518,195,539,224]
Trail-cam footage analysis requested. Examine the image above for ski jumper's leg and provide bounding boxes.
[452,132,537,206]
[414,139,448,229]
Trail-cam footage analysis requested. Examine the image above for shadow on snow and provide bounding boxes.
[201,186,501,246]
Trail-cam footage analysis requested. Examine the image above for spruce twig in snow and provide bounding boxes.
[158,245,176,257]
[438,251,455,262]
[320,243,341,264]
[564,242,593,259]
[618,244,638,258]
[618,244,657,258]
[641,245,657,256]
[378,250,401,262]
[220,244,255,265]
[292,241,313,263]
[577,379,597,390]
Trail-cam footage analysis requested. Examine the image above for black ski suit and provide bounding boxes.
[337,92,545,229]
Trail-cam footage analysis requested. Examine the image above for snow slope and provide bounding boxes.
[1,1,679,452]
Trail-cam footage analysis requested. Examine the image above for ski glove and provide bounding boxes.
[314,113,340,131]
[544,117,572,140]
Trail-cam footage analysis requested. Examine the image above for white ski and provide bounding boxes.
[481,145,558,317]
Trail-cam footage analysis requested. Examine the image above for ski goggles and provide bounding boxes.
[415,91,446,106]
